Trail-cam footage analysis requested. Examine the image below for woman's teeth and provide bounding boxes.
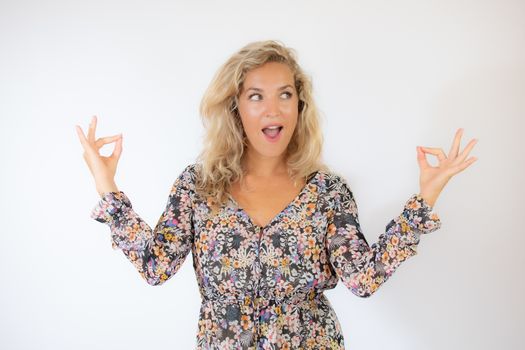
[262,126,282,137]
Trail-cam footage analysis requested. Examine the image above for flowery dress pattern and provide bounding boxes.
[90,163,442,350]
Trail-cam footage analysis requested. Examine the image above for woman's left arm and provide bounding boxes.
[325,177,442,298]
[325,128,478,297]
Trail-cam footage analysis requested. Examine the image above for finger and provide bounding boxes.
[447,128,463,159]
[416,146,430,169]
[419,147,447,162]
[88,115,97,144]
[95,134,122,149]
[456,138,478,164]
[451,156,478,175]
[75,125,91,150]
[110,135,123,160]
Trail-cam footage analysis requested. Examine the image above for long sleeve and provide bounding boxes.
[325,174,441,298]
[90,164,195,286]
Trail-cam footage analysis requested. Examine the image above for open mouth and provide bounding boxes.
[262,126,283,138]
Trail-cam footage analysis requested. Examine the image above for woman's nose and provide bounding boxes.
[264,96,281,116]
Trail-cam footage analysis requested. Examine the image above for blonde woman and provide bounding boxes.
[76,40,478,349]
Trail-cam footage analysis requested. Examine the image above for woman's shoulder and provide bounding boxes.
[315,169,352,190]
[182,162,201,176]
[172,162,201,190]
[314,169,356,207]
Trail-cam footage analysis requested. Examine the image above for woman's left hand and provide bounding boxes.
[416,128,478,207]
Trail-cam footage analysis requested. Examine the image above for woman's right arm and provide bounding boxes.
[76,116,195,285]
[90,165,195,286]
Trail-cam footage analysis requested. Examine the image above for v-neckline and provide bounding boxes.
[228,171,320,230]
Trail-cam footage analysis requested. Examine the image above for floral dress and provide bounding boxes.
[90,163,441,350]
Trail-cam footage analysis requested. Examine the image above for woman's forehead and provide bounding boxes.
[241,63,295,91]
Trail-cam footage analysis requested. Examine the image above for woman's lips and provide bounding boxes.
[262,126,283,143]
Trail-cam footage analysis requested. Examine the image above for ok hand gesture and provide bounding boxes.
[417,128,478,207]
[75,115,123,196]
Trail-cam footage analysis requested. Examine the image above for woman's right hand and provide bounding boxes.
[75,115,123,197]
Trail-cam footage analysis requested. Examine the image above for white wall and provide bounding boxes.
[1,0,523,349]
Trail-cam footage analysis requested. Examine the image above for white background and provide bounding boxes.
[1,0,523,349]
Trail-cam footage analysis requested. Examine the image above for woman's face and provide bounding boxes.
[237,61,299,160]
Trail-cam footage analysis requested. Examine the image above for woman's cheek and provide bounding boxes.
[246,104,264,116]
[282,101,298,115]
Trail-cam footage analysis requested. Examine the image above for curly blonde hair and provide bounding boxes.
[195,39,330,215]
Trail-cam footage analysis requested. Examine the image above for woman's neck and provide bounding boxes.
[241,150,288,178]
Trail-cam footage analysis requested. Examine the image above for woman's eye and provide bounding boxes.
[248,91,292,101]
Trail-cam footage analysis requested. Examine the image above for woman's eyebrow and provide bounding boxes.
[246,84,293,92]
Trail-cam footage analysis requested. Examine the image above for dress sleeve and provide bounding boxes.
[325,174,441,297]
[90,164,195,286]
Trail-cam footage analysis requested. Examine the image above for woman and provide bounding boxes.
[75,40,478,349]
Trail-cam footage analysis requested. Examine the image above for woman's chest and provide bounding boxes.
[228,176,306,228]
[189,182,331,294]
